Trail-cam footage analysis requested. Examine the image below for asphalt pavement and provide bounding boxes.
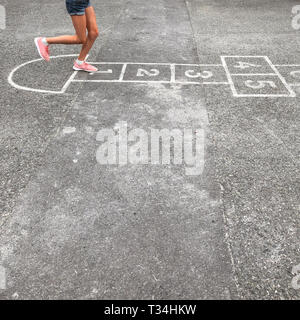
[0,0,299,299]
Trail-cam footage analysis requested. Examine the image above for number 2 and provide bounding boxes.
[137,69,160,77]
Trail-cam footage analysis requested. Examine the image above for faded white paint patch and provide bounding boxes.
[85,126,94,134]
[62,127,76,135]
[12,292,19,299]
[164,105,208,126]
[0,266,6,290]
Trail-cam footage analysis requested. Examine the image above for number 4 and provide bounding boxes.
[234,61,261,69]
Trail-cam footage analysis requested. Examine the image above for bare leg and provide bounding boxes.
[42,8,98,61]
[46,15,87,45]
[78,6,99,60]
[46,35,82,45]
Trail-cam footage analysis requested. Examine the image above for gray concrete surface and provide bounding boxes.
[0,0,299,299]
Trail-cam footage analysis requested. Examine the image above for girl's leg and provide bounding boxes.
[35,6,98,67]
[77,6,99,60]
[46,35,82,45]
[46,15,87,45]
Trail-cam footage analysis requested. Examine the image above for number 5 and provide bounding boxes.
[245,80,277,89]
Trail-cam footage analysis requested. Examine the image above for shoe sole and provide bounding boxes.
[73,66,97,73]
[34,37,49,62]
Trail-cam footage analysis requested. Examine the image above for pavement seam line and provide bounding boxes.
[184,0,240,298]
[219,183,242,298]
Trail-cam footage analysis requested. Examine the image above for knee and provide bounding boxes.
[88,29,99,41]
[75,35,87,44]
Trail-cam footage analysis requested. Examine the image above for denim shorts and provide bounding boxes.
[66,0,91,16]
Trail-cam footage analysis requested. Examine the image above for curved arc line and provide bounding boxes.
[8,54,78,94]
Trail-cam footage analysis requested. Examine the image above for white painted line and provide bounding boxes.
[8,54,78,94]
[88,62,223,67]
[118,63,127,81]
[230,73,277,76]
[71,79,229,85]
[275,64,300,67]
[89,62,172,66]
[264,56,296,97]
[73,80,176,84]
[202,82,229,85]
[231,94,294,98]
[221,55,269,58]
[220,56,238,97]
[61,70,78,93]
[95,69,113,74]
[71,79,226,84]
[175,64,222,67]
[170,64,176,83]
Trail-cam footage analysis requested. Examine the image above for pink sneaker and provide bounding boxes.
[73,61,98,73]
[34,37,50,62]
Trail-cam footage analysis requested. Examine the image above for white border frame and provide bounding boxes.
[8,54,299,97]
[221,55,296,98]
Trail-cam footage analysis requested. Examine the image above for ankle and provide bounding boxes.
[42,37,49,46]
[76,59,85,65]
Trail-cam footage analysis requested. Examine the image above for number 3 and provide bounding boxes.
[185,70,213,79]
